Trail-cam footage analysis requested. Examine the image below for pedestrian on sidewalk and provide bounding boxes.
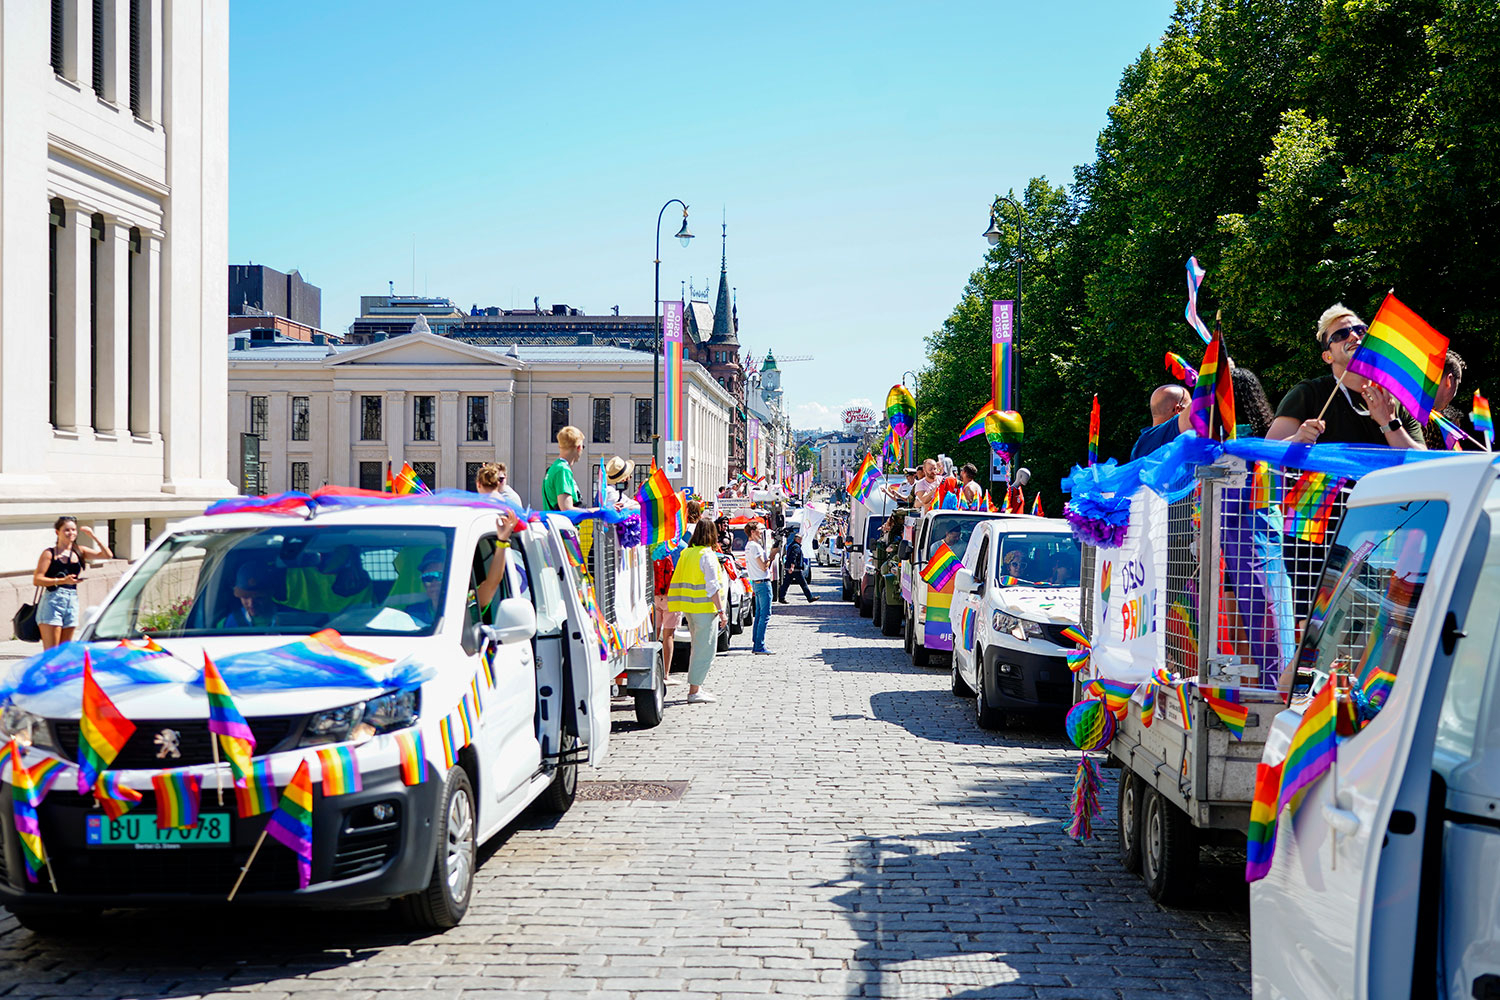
[744,520,781,654]
[32,516,112,648]
[666,518,728,704]
[777,526,817,603]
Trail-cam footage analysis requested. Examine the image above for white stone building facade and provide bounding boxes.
[0,2,230,614]
[227,334,733,508]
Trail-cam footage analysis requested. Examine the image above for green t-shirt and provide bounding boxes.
[1274,373,1424,447]
[542,458,580,511]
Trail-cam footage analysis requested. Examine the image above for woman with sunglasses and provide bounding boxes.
[1267,303,1425,448]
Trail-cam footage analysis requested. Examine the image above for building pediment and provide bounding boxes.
[327,331,523,368]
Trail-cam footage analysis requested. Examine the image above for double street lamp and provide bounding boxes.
[652,200,693,467]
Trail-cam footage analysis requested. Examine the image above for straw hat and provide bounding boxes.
[605,455,635,485]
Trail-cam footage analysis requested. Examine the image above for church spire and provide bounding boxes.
[709,213,737,346]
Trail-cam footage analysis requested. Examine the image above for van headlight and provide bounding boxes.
[0,705,57,752]
[995,613,1044,642]
[301,690,419,746]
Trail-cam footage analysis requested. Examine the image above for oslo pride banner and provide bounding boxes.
[991,301,1014,479]
[663,300,684,479]
[1087,487,1167,690]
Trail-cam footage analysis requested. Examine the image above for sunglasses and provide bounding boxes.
[421,571,443,583]
[1327,324,1367,346]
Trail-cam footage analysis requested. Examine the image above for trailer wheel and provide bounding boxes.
[398,765,476,930]
[1141,787,1198,905]
[1117,769,1143,874]
[634,662,666,729]
[881,601,902,637]
[974,653,1003,729]
[872,586,884,628]
[841,570,854,601]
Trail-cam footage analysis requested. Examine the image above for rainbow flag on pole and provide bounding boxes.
[1189,332,1236,440]
[847,453,880,503]
[1472,391,1493,449]
[1244,759,1285,882]
[8,741,49,882]
[1087,394,1100,466]
[266,758,315,889]
[203,653,255,787]
[77,652,136,795]
[1346,292,1449,424]
[635,467,684,547]
[920,542,961,590]
[1165,351,1198,387]
[391,461,430,495]
[1430,411,1466,450]
[152,770,202,829]
[958,399,994,442]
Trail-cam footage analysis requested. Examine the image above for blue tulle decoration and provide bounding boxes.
[0,642,192,702]
[1063,497,1131,548]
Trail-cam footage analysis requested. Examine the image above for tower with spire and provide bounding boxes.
[683,216,748,475]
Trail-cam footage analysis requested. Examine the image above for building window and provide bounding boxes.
[48,199,63,428]
[249,396,268,438]
[465,461,484,492]
[51,0,65,75]
[360,395,382,440]
[291,396,310,441]
[127,227,140,433]
[634,399,652,444]
[465,395,488,441]
[412,461,436,490]
[413,395,435,441]
[128,0,143,117]
[550,398,569,439]
[92,0,105,95]
[592,398,611,443]
[290,461,310,493]
[89,213,104,429]
[357,461,383,492]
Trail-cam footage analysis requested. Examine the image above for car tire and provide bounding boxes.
[911,633,930,666]
[858,589,873,618]
[951,658,975,696]
[904,612,915,656]
[881,602,902,636]
[841,571,854,601]
[397,765,476,931]
[717,620,731,652]
[1118,768,1143,874]
[6,906,104,936]
[975,653,1004,729]
[536,732,580,815]
[634,658,666,729]
[1141,787,1198,905]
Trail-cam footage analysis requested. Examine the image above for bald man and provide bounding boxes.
[1129,384,1190,461]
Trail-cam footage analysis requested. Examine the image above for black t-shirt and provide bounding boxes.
[1274,373,1424,447]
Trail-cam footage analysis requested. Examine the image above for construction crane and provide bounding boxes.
[776,354,815,363]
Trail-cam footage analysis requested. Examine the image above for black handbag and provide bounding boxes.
[12,588,41,643]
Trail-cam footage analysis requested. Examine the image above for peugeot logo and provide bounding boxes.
[153,728,182,760]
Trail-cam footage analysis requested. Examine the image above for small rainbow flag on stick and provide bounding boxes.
[152,770,202,829]
[848,454,881,503]
[1283,472,1344,544]
[1030,494,1044,517]
[1346,292,1448,425]
[1087,394,1100,466]
[8,741,55,886]
[395,730,428,786]
[920,542,962,590]
[204,653,256,789]
[958,399,995,442]
[1204,695,1249,740]
[635,468,684,548]
[1277,683,1338,806]
[1472,391,1493,450]
[232,757,315,899]
[77,652,136,796]
[1189,332,1236,440]
[236,758,278,818]
[391,461,431,495]
[94,772,143,820]
[1430,411,1467,450]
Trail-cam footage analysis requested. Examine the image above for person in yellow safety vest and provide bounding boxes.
[665,518,728,705]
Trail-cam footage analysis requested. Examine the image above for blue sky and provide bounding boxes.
[229,1,1176,429]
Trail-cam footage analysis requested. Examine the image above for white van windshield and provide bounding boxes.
[995,533,1082,588]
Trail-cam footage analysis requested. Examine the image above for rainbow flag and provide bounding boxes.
[1278,683,1338,806]
[1204,695,1249,739]
[635,469,684,550]
[77,652,137,795]
[1185,256,1212,344]
[317,746,362,796]
[1188,332,1236,440]
[1084,678,1136,720]
[1064,649,1091,674]
[152,770,201,829]
[663,300,684,444]
[958,605,976,650]
[1244,759,1285,882]
[958,399,994,442]
[8,741,48,882]
[203,653,256,787]
[24,756,67,801]
[1283,472,1344,543]
[886,384,916,438]
[266,758,315,889]
[395,730,428,786]
[1165,351,1198,387]
[1059,626,1089,647]
[1030,494,1044,517]
[1139,669,1175,727]
[1472,391,1493,448]
[438,717,459,768]
[1347,293,1449,424]
[94,772,143,821]
[1361,667,1397,710]
[849,455,881,503]
[1087,394,1100,466]
[236,758,278,818]
[920,542,962,590]
[1172,680,1193,731]
[391,461,431,495]
[1249,462,1278,512]
[118,636,170,658]
[1430,411,1466,450]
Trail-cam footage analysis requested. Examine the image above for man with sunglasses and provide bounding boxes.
[1268,303,1425,448]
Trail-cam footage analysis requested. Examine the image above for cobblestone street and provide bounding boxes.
[0,575,1251,999]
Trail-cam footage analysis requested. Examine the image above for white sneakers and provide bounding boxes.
[687,690,718,704]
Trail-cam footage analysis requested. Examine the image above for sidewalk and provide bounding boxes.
[0,637,38,662]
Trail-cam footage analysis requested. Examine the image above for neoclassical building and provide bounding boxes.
[0,2,230,617]
[227,332,734,508]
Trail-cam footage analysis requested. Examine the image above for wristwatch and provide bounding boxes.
[1381,418,1402,434]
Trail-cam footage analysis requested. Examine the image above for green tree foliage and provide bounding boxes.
[919,0,1500,510]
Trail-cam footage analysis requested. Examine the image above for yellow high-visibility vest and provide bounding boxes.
[666,546,719,613]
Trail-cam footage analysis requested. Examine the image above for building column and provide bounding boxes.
[439,391,460,489]
[387,390,406,468]
[330,390,351,486]
[52,203,96,434]
[267,390,290,493]
[96,219,131,436]
[492,382,514,464]
[131,229,163,439]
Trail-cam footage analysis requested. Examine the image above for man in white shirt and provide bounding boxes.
[912,459,940,511]
[743,520,781,655]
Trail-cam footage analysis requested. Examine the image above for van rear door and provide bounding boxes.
[549,520,612,765]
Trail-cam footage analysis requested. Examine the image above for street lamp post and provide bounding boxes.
[902,369,919,467]
[653,200,693,468]
[983,194,1025,412]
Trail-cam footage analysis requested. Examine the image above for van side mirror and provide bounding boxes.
[490,597,538,646]
[898,540,912,560]
[954,568,980,594]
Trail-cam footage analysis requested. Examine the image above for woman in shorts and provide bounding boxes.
[32,516,113,647]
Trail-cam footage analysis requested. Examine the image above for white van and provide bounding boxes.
[0,501,613,932]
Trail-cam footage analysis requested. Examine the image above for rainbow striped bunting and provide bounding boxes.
[1083,678,1136,721]
[1347,292,1448,424]
[1059,626,1088,647]
[94,771,143,820]
[1244,759,1284,882]
[77,651,137,796]
[266,758,315,889]
[1249,462,1277,512]
[152,770,201,829]
[438,717,459,768]
[317,746,362,797]
[1278,684,1337,807]
[920,543,961,590]
[395,730,428,786]
[1139,669,1175,728]
[203,652,256,787]
[1064,649,1091,674]
[236,758,278,818]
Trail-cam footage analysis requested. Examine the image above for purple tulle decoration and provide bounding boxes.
[615,514,643,549]
[1064,497,1131,549]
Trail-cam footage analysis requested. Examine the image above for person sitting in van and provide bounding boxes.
[220,562,287,629]
[283,545,374,616]
[403,549,448,627]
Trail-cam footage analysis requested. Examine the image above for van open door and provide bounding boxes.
[1251,456,1497,999]
[547,519,613,765]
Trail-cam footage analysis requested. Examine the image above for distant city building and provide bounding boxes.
[229,264,322,327]
[817,434,863,485]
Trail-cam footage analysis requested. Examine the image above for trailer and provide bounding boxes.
[576,516,666,728]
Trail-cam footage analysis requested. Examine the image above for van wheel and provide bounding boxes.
[716,621,731,652]
[911,634,930,666]
[536,733,579,815]
[1118,769,1143,874]
[1141,787,1198,904]
[841,571,854,601]
[904,613,915,656]
[634,663,665,729]
[398,766,476,930]
[975,655,1004,729]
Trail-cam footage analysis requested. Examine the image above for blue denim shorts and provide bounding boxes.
[37,586,78,627]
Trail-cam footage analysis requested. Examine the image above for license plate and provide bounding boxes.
[86,813,231,847]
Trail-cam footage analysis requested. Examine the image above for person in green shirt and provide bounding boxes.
[543,424,585,511]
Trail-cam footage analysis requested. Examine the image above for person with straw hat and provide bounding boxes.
[603,455,635,506]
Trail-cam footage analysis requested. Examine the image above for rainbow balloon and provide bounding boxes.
[983,409,1024,460]
[885,384,916,438]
